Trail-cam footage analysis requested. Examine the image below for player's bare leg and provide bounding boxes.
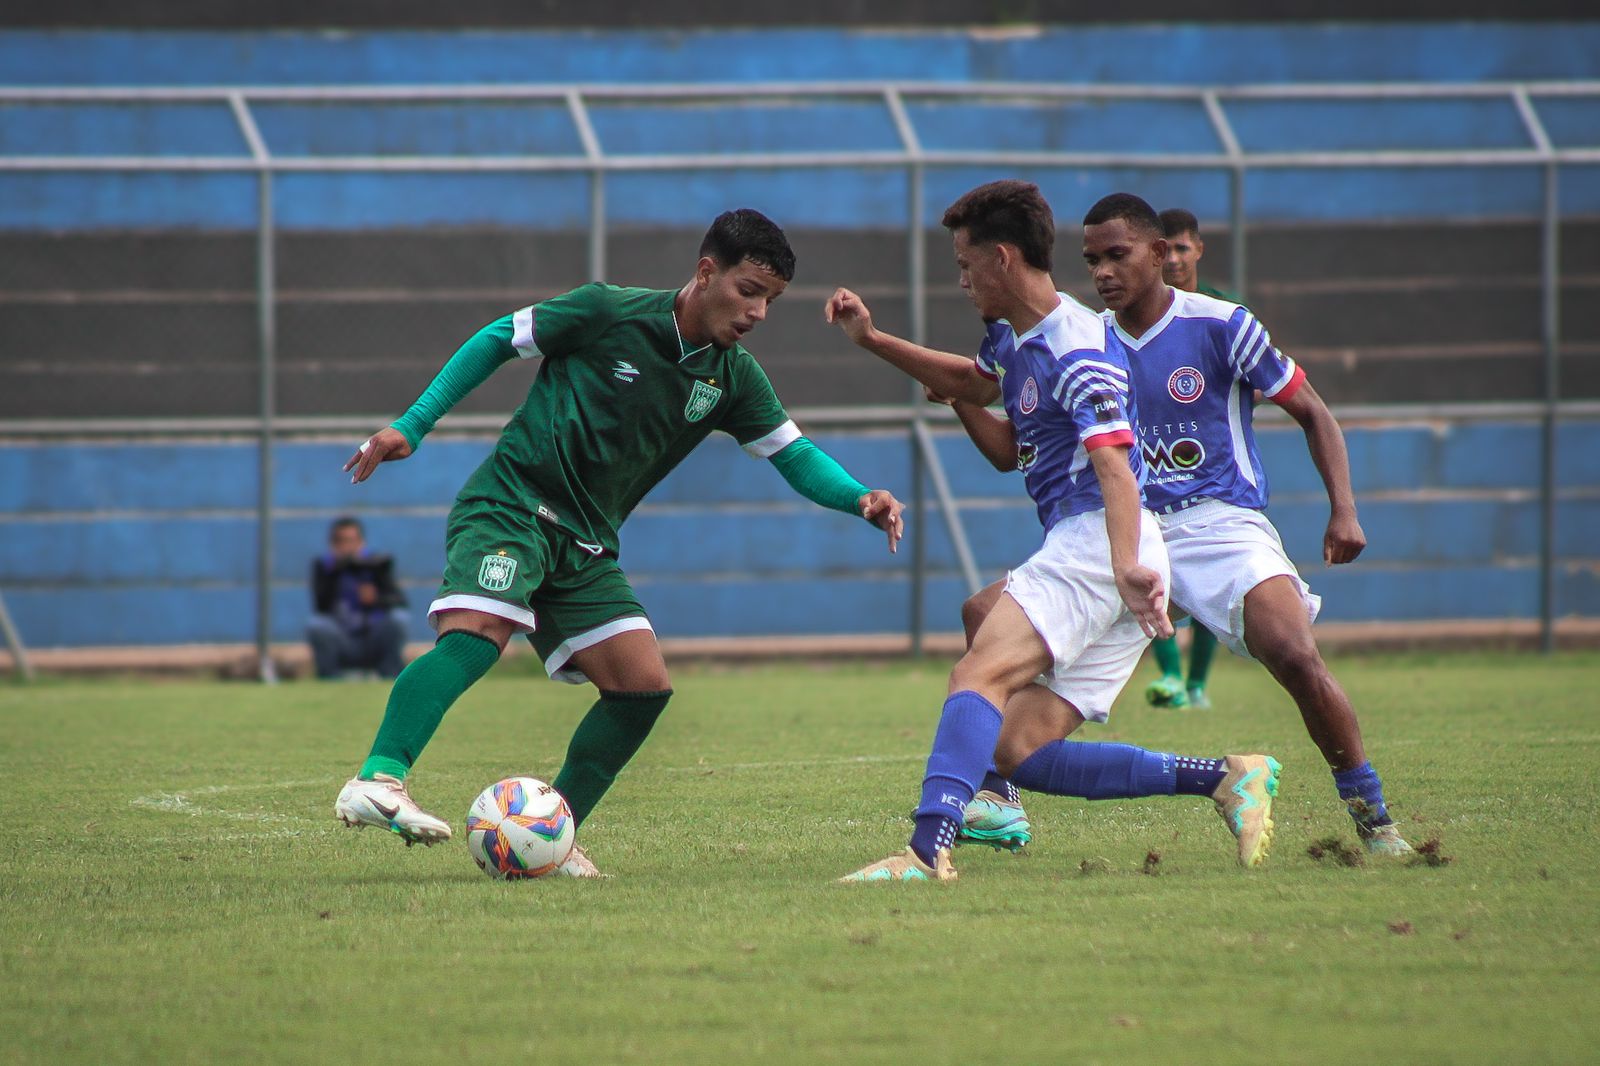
[1243,576,1411,855]
[547,627,674,877]
[952,580,1039,849]
[335,608,514,845]
[843,594,1052,882]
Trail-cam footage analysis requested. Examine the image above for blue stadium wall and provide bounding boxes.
[1,422,1596,649]
[3,25,1599,230]
[3,24,1598,647]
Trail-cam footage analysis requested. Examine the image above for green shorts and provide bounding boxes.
[429,496,650,683]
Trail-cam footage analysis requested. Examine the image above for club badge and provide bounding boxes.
[1168,366,1205,403]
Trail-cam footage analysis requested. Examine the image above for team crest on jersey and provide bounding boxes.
[1168,366,1205,403]
[477,552,518,592]
[684,379,723,423]
[1019,376,1039,414]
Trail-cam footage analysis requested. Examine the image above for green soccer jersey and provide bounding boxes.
[458,283,799,554]
[1197,281,1243,305]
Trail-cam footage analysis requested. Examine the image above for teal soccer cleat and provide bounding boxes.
[1145,675,1189,708]
[1185,684,1213,710]
[956,790,1032,851]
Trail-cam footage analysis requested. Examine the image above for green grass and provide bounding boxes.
[3,650,1598,1064]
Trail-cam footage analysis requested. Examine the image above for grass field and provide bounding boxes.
[2,649,1598,1064]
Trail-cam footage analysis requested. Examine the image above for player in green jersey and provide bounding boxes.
[332,210,906,875]
[1143,207,1228,710]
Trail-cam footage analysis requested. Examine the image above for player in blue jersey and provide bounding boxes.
[952,193,1411,858]
[1142,207,1228,711]
[827,181,1281,882]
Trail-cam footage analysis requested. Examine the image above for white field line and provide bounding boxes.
[130,778,327,830]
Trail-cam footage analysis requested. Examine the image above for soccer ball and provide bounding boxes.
[465,777,575,879]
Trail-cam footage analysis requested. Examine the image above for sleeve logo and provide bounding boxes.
[1019,376,1039,414]
[684,379,724,423]
[1088,391,1122,422]
[1167,366,1205,403]
[477,551,519,592]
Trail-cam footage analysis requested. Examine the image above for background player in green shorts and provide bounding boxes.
[1143,207,1232,710]
[332,210,906,875]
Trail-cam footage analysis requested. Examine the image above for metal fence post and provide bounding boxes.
[567,90,606,283]
[907,161,927,656]
[229,93,278,683]
[255,168,278,683]
[1539,160,1561,653]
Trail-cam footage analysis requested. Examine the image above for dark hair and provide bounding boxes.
[1083,193,1164,239]
[1159,207,1201,239]
[330,516,363,538]
[699,208,796,282]
[940,180,1054,272]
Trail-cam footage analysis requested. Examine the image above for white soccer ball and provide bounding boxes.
[465,776,575,879]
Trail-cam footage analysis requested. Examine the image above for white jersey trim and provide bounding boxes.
[510,305,542,360]
[743,419,803,459]
[1107,289,1181,351]
[1260,357,1301,399]
[1226,380,1259,488]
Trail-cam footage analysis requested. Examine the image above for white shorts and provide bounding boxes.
[1004,508,1169,724]
[1158,499,1321,659]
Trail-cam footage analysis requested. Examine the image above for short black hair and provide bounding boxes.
[1159,207,1201,239]
[329,516,363,538]
[699,208,796,282]
[1083,193,1164,239]
[941,180,1054,272]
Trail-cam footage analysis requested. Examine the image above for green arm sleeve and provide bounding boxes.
[390,316,518,450]
[769,436,871,517]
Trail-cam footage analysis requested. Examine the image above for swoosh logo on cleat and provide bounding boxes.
[370,797,400,820]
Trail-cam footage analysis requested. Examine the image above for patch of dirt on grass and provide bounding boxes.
[1141,850,1163,876]
[1406,837,1454,868]
[1307,835,1364,867]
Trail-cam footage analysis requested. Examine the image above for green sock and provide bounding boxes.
[358,631,501,780]
[1152,635,1182,678]
[1188,625,1219,689]
[552,689,672,827]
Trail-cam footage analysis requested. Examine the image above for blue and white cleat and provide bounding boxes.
[334,773,452,846]
[1211,754,1281,868]
[956,790,1032,851]
[839,847,957,883]
[1360,822,1415,859]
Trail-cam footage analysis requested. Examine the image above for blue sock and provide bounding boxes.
[979,768,1021,804]
[1332,761,1392,830]
[1174,756,1228,796]
[909,691,1004,866]
[1011,741,1178,800]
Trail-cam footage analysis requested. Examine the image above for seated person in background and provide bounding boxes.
[307,517,408,679]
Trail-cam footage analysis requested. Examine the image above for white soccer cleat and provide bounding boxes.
[334,773,452,846]
[553,843,606,878]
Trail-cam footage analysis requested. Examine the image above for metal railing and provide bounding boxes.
[3,79,1597,676]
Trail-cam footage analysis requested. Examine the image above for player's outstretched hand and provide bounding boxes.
[824,287,876,347]
[344,427,413,484]
[1324,510,1367,566]
[1115,565,1174,639]
[858,489,905,554]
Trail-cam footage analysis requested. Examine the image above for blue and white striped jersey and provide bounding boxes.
[974,293,1141,530]
[1103,289,1305,513]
